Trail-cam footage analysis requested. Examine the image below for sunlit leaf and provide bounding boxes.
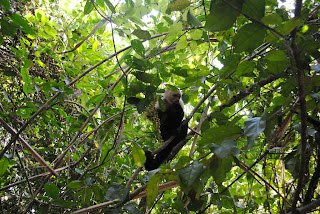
[176,39,188,50]
[84,0,94,14]
[189,29,203,40]
[132,145,146,167]
[0,158,9,176]
[171,0,191,11]
[147,174,161,207]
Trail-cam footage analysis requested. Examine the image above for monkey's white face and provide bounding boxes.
[165,90,182,104]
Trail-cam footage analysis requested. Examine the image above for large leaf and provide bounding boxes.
[132,145,146,167]
[233,23,266,53]
[131,39,146,57]
[219,54,241,78]
[125,55,153,71]
[132,29,151,40]
[170,0,191,11]
[209,156,232,185]
[244,113,267,149]
[235,61,255,77]
[205,0,243,32]
[210,140,240,159]
[44,183,60,198]
[0,0,10,11]
[105,185,129,202]
[84,0,94,14]
[66,180,84,189]
[199,125,242,148]
[10,13,35,35]
[243,0,265,20]
[147,174,161,206]
[178,161,206,188]
[187,10,202,27]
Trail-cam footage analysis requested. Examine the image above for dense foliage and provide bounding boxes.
[1,0,320,213]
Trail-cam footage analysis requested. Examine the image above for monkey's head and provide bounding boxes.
[164,89,182,104]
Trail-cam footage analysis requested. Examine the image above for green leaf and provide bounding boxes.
[243,0,265,20]
[44,183,60,198]
[84,0,94,15]
[132,145,146,167]
[278,18,300,35]
[96,0,104,7]
[167,22,183,38]
[131,39,145,57]
[44,25,57,37]
[178,161,206,188]
[132,29,151,40]
[0,0,11,11]
[105,185,129,202]
[147,174,161,206]
[10,13,35,35]
[125,55,153,71]
[0,157,9,176]
[187,10,202,27]
[132,71,158,84]
[66,180,84,189]
[170,0,191,11]
[262,14,282,25]
[21,61,32,95]
[267,60,289,74]
[233,23,266,53]
[265,50,287,61]
[205,0,242,32]
[176,39,188,50]
[189,29,203,40]
[265,50,289,74]
[1,19,17,36]
[235,61,255,76]
[163,16,173,25]
[244,113,266,149]
[219,54,241,77]
[104,0,115,12]
[199,125,242,148]
[210,140,240,159]
[209,156,232,185]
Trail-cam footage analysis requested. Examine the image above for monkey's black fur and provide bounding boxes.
[144,102,188,171]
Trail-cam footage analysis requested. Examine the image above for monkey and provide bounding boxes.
[144,89,188,171]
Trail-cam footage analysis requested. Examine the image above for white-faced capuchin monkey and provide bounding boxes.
[144,89,188,171]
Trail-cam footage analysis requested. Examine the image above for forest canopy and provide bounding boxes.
[0,0,320,213]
